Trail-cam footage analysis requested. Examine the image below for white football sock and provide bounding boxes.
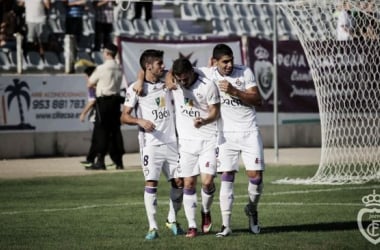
[201,186,215,213]
[167,187,183,223]
[183,188,197,229]
[248,179,263,211]
[219,180,234,228]
[144,186,158,230]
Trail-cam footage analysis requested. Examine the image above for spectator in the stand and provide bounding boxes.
[0,12,16,50]
[93,0,114,51]
[64,0,86,45]
[18,0,50,56]
[0,0,15,23]
[132,0,153,22]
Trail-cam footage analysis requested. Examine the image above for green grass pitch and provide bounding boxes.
[1,165,379,250]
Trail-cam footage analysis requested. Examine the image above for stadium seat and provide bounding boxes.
[132,19,151,36]
[44,51,64,71]
[148,19,167,38]
[240,18,266,38]
[221,3,240,21]
[180,3,198,21]
[25,51,45,71]
[115,19,136,36]
[77,35,95,52]
[49,0,66,17]
[193,3,212,21]
[82,14,95,36]
[0,51,14,71]
[48,14,65,34]
[235,4,254,21]
[225,18,245,36]
[211,18,231,36]
[162,18,185,37]
[248,4,261,18]
[208,3,228,20]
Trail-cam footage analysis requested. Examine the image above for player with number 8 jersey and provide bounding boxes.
[121,50,184,240]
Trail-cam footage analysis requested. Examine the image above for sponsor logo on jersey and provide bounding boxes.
[152,96,170,121]
[221,95,243,107]
[181,97,200,117]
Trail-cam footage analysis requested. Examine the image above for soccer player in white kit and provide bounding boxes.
[121,50,184,240]
[199,44,265,237]
[170,58,220,238]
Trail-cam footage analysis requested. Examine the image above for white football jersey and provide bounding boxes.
[198,65,259,132]
[124,81,176,147]
[172,74,220,140]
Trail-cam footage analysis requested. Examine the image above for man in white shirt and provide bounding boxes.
[121,50,184,240]
[19,0,50,55]
[88,43,124,170]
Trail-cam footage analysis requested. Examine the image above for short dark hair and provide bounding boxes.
[104,43,118,57]
[172,58,193,76]
[212,43,233,60]
[84,66,96,76]
[139,49,164,71]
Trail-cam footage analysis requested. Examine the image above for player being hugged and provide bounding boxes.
[170,58,220,238]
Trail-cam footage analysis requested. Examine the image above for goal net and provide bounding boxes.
[273,0,380,184]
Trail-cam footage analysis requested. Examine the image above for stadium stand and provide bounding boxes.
[0,0,302,74]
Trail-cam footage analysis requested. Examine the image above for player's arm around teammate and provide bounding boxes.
[121,50,184,240]
[203,44,265,237]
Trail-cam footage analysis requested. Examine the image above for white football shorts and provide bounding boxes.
[217,130,265,172]
[177,138,217,178]
[140,142,179,181]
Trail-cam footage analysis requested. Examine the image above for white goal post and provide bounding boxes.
[273,0,380,184]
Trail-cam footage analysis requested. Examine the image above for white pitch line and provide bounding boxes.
[1,185,376,216]
[0,201,362,216]
[233,185,380,198]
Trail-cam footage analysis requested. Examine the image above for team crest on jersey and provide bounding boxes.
[184,97,194,107]
[196,92,203,99]
[155,96,166,107]
[235,78,243,86]
[143,167,149,177]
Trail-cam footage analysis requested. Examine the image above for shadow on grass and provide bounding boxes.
[233,221,364,234]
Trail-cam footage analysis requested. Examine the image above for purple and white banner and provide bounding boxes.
[249,37,318,113]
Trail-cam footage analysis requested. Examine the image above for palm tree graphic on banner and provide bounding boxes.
[0,79,35,130]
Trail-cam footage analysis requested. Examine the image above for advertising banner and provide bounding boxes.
[0,75,92,132]
[249,37,318,113]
